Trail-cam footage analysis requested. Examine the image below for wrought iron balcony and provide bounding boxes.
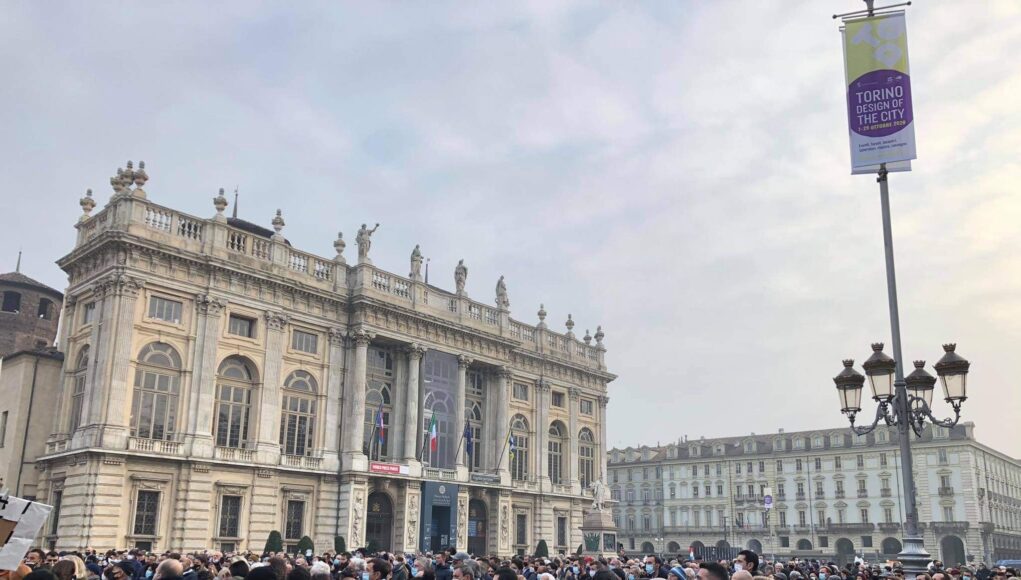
[938,486,955,496]
[881,488,892,497]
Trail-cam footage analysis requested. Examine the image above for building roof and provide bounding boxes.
[0,346,65,362]
[0,271,63,298]
[227,217,291,246]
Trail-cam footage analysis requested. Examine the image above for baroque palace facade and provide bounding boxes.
[35,161,614,554]
[608,425,1021,565]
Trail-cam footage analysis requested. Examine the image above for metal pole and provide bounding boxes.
[877,164,930,573]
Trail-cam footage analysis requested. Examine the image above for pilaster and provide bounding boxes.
[314,476,340,552]
[397,480,422,553]
[568,387,581,492]
[323,328,347,471]
[496,367,512,483]
[598,394,610,483]
[537,379,551,487]
[455,355,472,469]
[403,344,425,463]
[343,327,373,472]
[88,274,143,450]
[457,487,469,551]
[256,311,289,464]
[337,477,369,550]
[497,491,513,556]
[184,294,226,458]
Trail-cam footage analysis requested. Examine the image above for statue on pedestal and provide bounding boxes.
[454,259,468,294]
[356,223,379,263]
[496,275,510,309]
[410,244,423,281]
[590,479,611,511]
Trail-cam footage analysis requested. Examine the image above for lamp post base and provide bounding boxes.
[897,534,931,576]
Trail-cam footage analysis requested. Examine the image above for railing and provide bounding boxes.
[128,437,183,455]
[178,218,203,240]
[424,468,458,481]
[938,486,955,496]
[824,522,875,531]
[878,522,901,532]
[45,440,69,454]
[281,454,323,470]
[881,488,892,497]
[835,490,846,498]
[227,230,248,253]
[552,484,572,495]
[858,489,869,498]
[288,251,309,273]
[815,491,825,499]
[144,207,173,231]
[796,492,806,500]
[252,238,271,259]
[215,447,255,462]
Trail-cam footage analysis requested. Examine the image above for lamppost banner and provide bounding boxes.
[842,11,916,169]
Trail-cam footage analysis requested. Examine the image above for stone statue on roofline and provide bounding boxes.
[496,275,510,309]
[410,244,423,281]
[356,223,379,264]
[454,259,468,294]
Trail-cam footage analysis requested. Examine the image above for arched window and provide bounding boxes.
[579,428,595,489]
[69,346,90,433]
[215,356,257,448]
[548,422,566,485]
[280,370,317,456]
[131,342,182,441]
[467,400,483,471]
[423,389,454,468]
[510,414,530,481]
[364,348,394,459]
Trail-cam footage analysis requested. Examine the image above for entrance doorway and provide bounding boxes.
[366,492,393,552]
[431,505,452,551]
[468,499,487,555]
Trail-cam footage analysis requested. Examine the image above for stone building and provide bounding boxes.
[609,424,1021,565]
[36,162,614,554]
[0,269,63,357]
[0,268,64,497]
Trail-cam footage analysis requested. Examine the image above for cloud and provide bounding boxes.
[1,2,1018,458]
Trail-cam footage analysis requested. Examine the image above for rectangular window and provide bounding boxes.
[815,458,822,470]
[228,314,255,338]
[857,454,865,468]
[692,486,698,497]
[858,479,867,492]
[860,508,869,523]
[798,511,806,526]
[779,511,787,526]
[515,514,527,546]
[838,509,846,523]
[219,495,242,537]
[552,392,564,407]
[820,536,829,548]
[580,399,594,415]
[285,500,305,540]
[777,483,785,497]
[82,302,96,324]
[49,490,63,535]
[703,465,709,476]
[796,459,803,472]
[943,506,954,521]
[759,461,765,473]
[776,459,783,472]
[291,329,318,354]
[884,508,893,523]
[557,516,567,547]
[513,382,529,400]
[736,463,742,474]
[133,490,160,535]
[818,510,826,525]
[880,453,887,467]
[147,296,183,324]
[0,410,7,447]
[938,449,949,464]
[717,484,723,496]
[705,485,711,497]
[780,536,790,548]
[861,536,873,548]
[2,291,21,313]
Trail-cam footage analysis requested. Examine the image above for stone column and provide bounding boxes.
[186,294,226,458]
[496,368,511,477]
[455,355,472,467]
[85,274,142,450]
[343,327,373,468]
[323,328,347,471]
[598,395,610,483]
[456,487,469,550]
[256,312,289,463]
[568,387,580,490]
[403,344,425,462]
[536,379,551,484]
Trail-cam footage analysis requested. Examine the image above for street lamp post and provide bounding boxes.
[833,342,970,574]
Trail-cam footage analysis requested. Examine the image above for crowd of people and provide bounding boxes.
[3,546,1018,580]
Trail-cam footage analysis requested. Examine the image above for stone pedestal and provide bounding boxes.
[579,509,619,558]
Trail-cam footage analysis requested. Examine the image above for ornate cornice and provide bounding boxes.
[458,354,474,369]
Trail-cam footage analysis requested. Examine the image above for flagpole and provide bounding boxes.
[495,425,512,471]
[453,410,469,468]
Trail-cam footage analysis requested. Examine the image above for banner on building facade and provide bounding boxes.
[841,11,916,170]
[0,495,52,571]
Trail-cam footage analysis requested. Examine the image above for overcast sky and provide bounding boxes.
[3,2,1019,458]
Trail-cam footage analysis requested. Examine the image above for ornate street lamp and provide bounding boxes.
[833,343,970,574]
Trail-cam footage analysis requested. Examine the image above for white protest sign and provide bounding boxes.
[0,495,53,571]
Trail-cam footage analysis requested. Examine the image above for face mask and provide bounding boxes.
[146,572,154,579]
[821,574,828,580]
[734,564,743,573]
[647,565,655,574]
[573,567,580,575]
[609,566,616,570]
[628,576,636,580]
[363,573,371,580]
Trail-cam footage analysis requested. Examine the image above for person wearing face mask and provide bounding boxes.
[645,558,668,580]
[733,553,759,577]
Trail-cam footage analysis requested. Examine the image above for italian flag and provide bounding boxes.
[428,411,438,452]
